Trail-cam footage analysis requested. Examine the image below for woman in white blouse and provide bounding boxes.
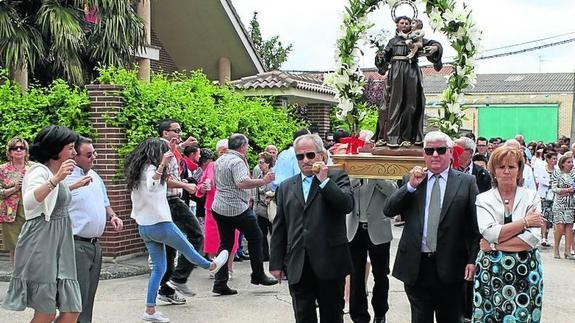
[473,146,545,322]
[125,138,228,323]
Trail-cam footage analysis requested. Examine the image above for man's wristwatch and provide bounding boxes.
[490,242,497,251]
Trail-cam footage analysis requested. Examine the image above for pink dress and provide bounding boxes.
[196,162,239,255]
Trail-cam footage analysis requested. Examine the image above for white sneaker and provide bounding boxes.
[143,311,170,322]
[209,250,229,275]
[166,280,196,297]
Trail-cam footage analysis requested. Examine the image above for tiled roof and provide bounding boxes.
[367,72,575,94]
[233,69,574,96]
[231,70,336,95]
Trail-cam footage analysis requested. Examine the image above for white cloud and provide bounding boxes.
[233,0,575,73]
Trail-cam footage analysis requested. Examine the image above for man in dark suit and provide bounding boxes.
[455,136,490,322]
[455,136,491,193]
[347,178,397,323]
[270,133,354,323]
[384,131,480,323]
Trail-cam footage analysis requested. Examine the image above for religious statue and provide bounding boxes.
[374,15,443,148]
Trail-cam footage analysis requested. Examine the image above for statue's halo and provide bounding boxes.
[391,0,419,21]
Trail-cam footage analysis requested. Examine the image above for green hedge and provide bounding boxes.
[97,67,304,164]
[0,69,94,161]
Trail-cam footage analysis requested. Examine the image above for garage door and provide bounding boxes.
[478,104,558,143]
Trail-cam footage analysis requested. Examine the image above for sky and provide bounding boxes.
[233,0,575,74]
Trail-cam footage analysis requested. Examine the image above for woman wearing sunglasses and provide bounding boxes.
[253,152,275,261]
[0,137,32,266]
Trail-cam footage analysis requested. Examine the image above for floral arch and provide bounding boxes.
[324,0,481,136]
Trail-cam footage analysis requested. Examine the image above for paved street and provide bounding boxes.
[1,226,574,322]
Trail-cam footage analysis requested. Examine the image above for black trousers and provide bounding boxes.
[159,197,204,295]
[257,215,271,261]
[404,254,463,323]
[289,253,346,323]
[349,225,390,323]
[213,208,265,289]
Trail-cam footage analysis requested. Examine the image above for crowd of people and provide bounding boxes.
[0,121,570,322]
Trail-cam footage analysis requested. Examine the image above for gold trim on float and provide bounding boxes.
[330,153,425,180]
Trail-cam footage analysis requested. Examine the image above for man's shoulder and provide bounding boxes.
[450,168,475,184]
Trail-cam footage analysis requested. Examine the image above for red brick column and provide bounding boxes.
[86,84,146,259]
[306,103,333,138]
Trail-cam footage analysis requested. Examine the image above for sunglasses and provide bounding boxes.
[295,152,317,161]
[82,151,98,159]
[9,146,26,152]
[423,147,449,155]
[167,128,182,134]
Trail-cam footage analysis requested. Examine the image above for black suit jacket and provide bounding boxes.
[384,169,480,285]
[270,170,354,285]
[471,164,492,193]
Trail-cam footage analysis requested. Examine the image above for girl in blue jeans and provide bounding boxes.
[125,138,228,323]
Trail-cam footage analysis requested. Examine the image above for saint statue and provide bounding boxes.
[374,15,443,148]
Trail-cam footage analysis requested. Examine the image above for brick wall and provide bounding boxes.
[86,85,146,258]
[306,103,332,138]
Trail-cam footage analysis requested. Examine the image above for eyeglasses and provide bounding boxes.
[82,151,98,159]
[296,152,317,161]
[423,147,449,156]
[9,146,26,152]
[167,128,182,134]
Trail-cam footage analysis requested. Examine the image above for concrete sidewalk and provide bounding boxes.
[1,226,574,322]
[0,253,151,282]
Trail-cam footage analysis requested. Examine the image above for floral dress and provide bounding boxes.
[0,162,29,251]
[551,170,575,224]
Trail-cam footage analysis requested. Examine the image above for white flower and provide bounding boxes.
[339,98,354,114]
[429,8,444,30]
[450,123,459,132]
[447,102,461,114]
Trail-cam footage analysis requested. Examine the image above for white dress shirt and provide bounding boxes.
[407,168,449,252]
[65,166,110,238]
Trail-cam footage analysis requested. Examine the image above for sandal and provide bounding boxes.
[554,254,561,259]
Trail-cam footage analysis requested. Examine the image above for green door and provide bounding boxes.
[478,104,558,143]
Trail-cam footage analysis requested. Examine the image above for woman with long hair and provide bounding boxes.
[125,138,228,323]
[0,137,33,266]
[2,126,83,323]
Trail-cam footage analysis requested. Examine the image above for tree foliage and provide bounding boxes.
[0,68,94,160]
[248,11,293,70]
[0,0,145,85]
[97,67,304,164]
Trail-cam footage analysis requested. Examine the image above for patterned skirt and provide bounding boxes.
[541,199,553,228]
[473,249,543,323]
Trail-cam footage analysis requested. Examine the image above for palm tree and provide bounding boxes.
[0,0,145,88]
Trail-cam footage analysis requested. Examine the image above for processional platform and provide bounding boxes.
[331,153,425,180]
